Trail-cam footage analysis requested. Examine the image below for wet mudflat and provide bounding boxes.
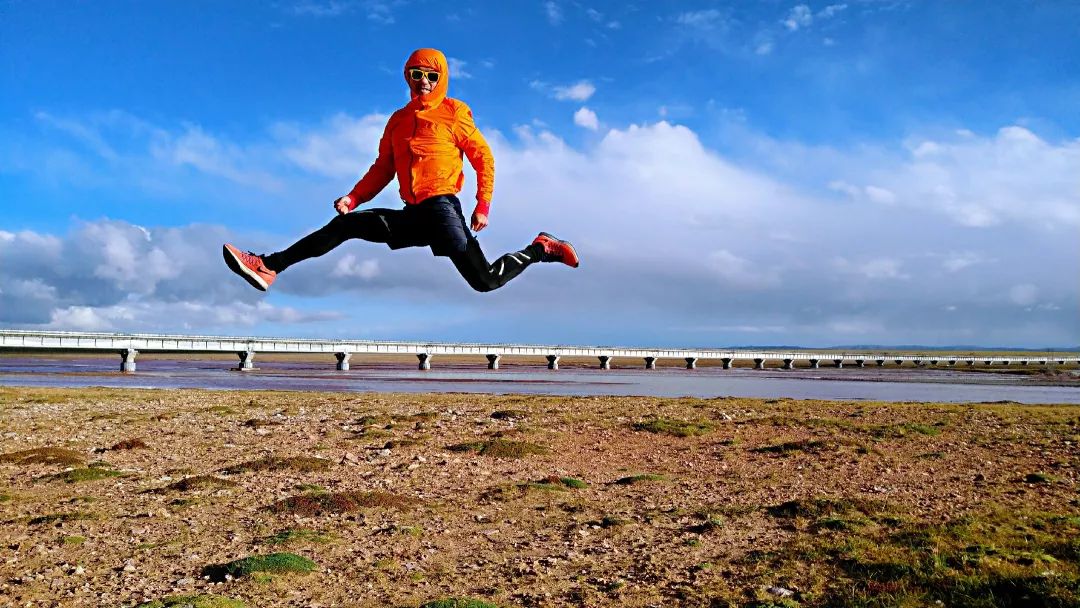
[1,356,1079,404]
[1,386,1078,607]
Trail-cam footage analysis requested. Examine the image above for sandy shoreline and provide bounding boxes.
[1,387,1078,607]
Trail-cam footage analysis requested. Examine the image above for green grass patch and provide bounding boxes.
[868,422,943,438]
[219,456,331,474]
[446,439,548,458]
[614,473,667,485]
[0,447,84,466]
[267,491,421,516]
[138,595,246,608]
[159,475,239,492]
[633,417,714,437]
[1024,472,1059,484]
[49,466,124,483]
[203,552,316,582]
[747,505,1080,607]
[61,535,86,545]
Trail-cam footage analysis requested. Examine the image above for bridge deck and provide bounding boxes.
[0,330,1075,371]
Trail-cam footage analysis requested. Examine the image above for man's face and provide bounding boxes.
[407,66,439,96]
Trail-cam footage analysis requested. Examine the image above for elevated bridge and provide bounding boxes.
[1,330,1075,373]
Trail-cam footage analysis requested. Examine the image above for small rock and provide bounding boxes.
[766,586,794,597]
[378,449,392,457]
[175,577,194,586]
[122,562,136,573]
[73,566,84,575]
[341,452,360,465]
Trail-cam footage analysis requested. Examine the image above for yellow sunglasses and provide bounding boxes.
[408,68,440,83]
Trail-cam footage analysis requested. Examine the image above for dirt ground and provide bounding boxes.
[1,387,1078,607]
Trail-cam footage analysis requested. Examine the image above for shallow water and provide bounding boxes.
[0,356,1078,404]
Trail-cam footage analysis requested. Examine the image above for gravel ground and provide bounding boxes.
[1,387,1077,607]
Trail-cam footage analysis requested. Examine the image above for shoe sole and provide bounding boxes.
[538,232,580,268]
[222,245,269,291]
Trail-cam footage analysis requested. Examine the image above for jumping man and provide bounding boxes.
[223,47,578,293]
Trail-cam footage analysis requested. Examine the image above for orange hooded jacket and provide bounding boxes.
[346,48,495,216]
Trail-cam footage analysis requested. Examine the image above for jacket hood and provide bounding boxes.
[404,48,449,110]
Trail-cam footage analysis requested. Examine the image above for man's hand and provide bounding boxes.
[471,209,488,232]
[334,195,353,216]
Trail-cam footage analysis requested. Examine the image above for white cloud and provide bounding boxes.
[573,107,599,131]
[784,4,813,31]
[290,1,352,17]
[756,41,775,55]
[1010,284,1039,306]
[332,254,380,279]
[676,9,725,28]
[835,126,1080,229]
[553,81,596,102]
[448,57,472,79]
[8,110,1078,346]
[942,252,985,272]
[818,4,848,19]
[544,1,563,25]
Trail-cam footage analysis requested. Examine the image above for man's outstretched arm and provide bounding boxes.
[337,120,395,214]
[453,103,494,231]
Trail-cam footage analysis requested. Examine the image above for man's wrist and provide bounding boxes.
[474,200,490,217]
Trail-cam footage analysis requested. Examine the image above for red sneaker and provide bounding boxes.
[532,232,580,268]
[222,243,276,291]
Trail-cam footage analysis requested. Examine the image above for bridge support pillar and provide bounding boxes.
[547,355,560,370]
[685,357,697,370]
[855,359,866,368]
[914,360,924,367]
[721,358,733,370]
[833,359,844,368]
[417,353,431,370]
[598,356,611,370]
[644,357,656,369]
[753,358,765,370]
[967,360,976,366]
[237,350,255,371]
[335,352,351,371]
[876,359,886,366]
[486,354,501,370]
[782,359,794,370]
[120,348,137,373]
[808,359,819,369]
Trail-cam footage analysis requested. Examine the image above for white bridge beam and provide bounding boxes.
[0,330,1075,372]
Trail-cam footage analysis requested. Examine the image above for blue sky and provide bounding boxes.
[1,1,1078,347]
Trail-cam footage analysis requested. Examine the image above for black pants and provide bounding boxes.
[263,196,543,293]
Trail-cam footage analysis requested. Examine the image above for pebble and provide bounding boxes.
[122,561,136,573]
[766,586,794,597]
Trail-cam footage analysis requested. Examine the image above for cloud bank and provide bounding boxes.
[2,111,1077,346]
